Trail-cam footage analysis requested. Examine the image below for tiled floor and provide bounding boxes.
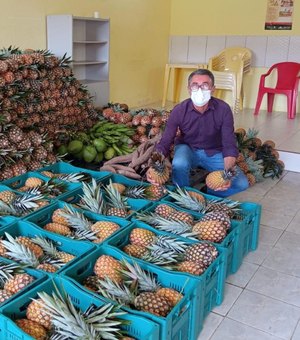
[197,171,300,340]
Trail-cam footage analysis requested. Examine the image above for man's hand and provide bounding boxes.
[224,156,236,171]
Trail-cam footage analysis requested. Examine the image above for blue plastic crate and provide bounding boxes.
[238,201,262,255]
[0,221,95,275]
[61,245,202,340]
[134,201,242,276]
[1,171,81,201]
[38,161,111,183]
[0,185,52,220]
[24,200,130,245]
[106,222,227,324]
[0,276,160,339]
[60,186,153,220]
[0,257,47,308]
[100,173,172,201]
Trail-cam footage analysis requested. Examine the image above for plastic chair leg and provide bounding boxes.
[289,92,298,119]
[254,92,265,115]
[267,93,275,112]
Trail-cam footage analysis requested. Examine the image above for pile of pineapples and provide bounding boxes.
[84,255,183,317]
[0,47,99,180]
[235,128,285,185]
[101,104,171,144]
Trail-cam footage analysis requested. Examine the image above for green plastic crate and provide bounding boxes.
[60,245,202,340]
[0,220,95,275]
[24,200,130,246]
[0,276,160,339]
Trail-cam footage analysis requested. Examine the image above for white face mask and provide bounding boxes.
[191,89,211,107]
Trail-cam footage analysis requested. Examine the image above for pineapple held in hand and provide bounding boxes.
[205,169,235,190]
[147,152,170,185]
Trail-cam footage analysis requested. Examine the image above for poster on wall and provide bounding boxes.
[265,0,294,30]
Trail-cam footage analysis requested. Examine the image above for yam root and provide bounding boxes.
[129,144,155,169]
[103,153,133,165]
[99,164,117,173]
[116,170,142,179]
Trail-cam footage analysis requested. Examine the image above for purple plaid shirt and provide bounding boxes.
[156,97,239,158]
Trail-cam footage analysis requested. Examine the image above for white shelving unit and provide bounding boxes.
[47,14,110,107]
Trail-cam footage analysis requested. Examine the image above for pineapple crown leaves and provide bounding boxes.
[71,228,98,242]
[1,232,40,267]
[3,191,45,216]
[0,200,19,216]
[56,172,92,183]
[119,258,161,292]
[136,212,198,239]
[103,180,129,211]
[59,205,93,232]
[97,277,137,306]
[37,285,126,340]
[167,186,206,213]
[31,236,62,258]
[0,261,24,287]
[143,244,180,265]
[79,179,107,214]
[123,185,146,199]
[153,235,188,253]
[38,179,67,196]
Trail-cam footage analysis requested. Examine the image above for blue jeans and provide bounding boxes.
[172,144,249,198]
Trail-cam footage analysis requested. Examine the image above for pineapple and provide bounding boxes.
[83,275,100,291]
[26,298,52,329]
[166,186,206,212]
[15,319,47,340]
[24,177,44,188]
[94,255,124,283]
[192,219,227,243]
[205,169,235,190]
[0,289,13,303]
[147,152,170,185]
[134,292,172,316]
[51,208,70,226]
[155,203,194,225]
[123,244,148,258]
[90,221,120,242]
[184,243,218,268]
[104,180,130,217]
[129,228,156,247]
[43,222,72,236]
[0,190,16,204]
[16,236,44,258]
[4,273,34,294]
[175,261,206,275]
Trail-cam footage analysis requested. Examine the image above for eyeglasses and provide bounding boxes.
[189,82,211,91]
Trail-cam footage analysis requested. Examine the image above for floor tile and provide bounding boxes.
[212,283,242,316]
[259,225,283,246]
[227,290,300,339]
[287,211,300,235]
[261,210,294,230]
[292,321,300,340]
[247,267,300,307]
[274,231,300,251]
[226,261,259,288]
[208,318,284,340]
[259,196,300,216]
[244,243,273,265]
[262,246,300,277]
[197,312,223,340]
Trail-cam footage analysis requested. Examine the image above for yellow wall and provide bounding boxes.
[0,0,171,108]
[0,0,299,110]
[169,0,300,111]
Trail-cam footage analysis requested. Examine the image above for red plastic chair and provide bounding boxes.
[254,62,300,119]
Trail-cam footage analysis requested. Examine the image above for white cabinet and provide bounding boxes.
[47,14,110,107]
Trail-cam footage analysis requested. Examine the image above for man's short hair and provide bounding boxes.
[188,69,215,86]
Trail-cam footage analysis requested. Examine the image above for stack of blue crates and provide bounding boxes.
[0,161,262,339]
